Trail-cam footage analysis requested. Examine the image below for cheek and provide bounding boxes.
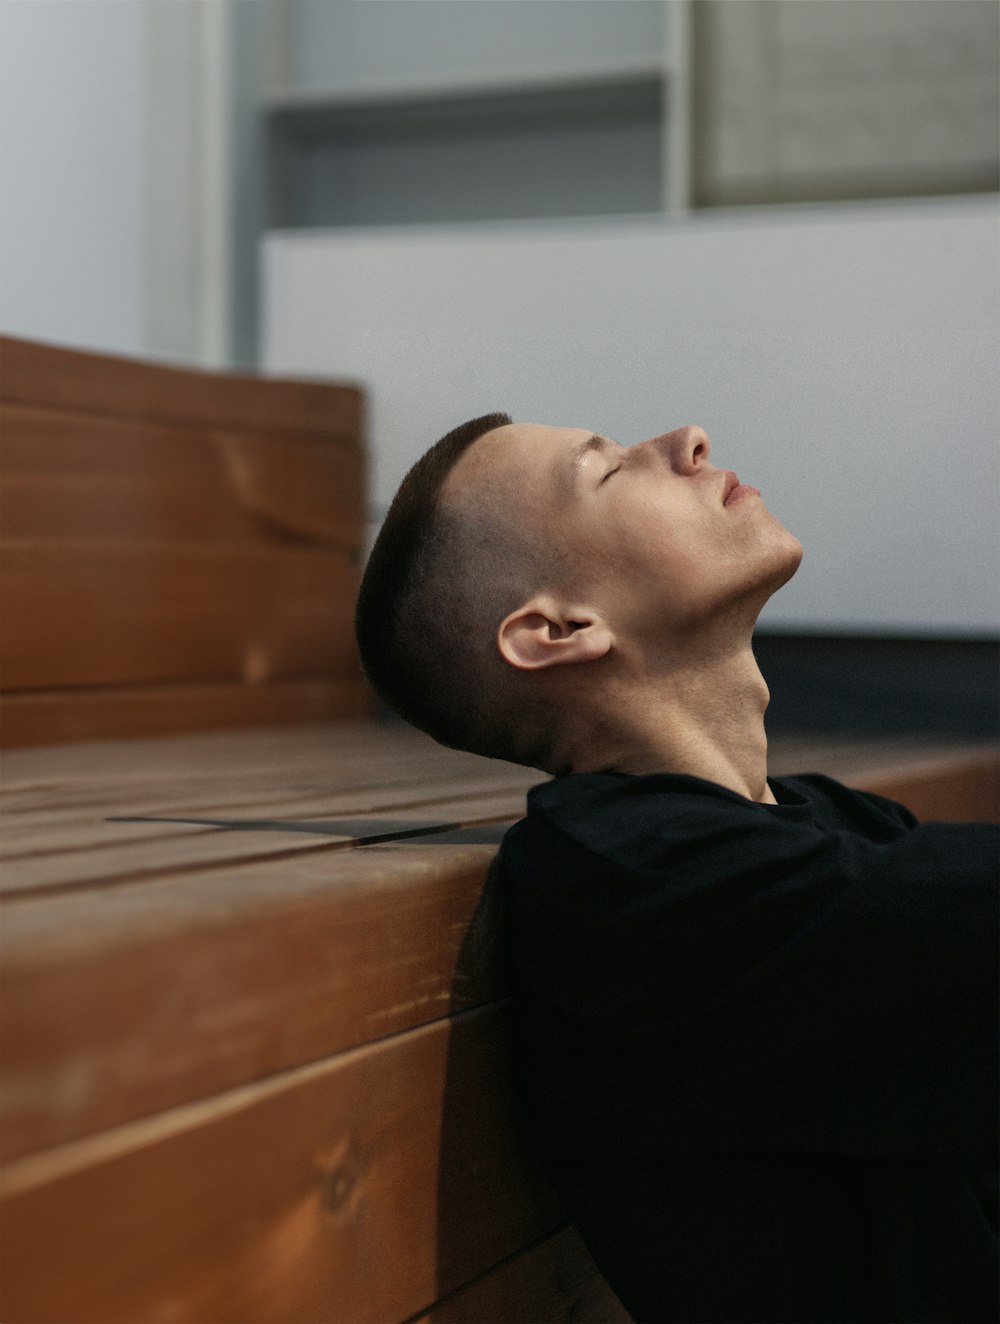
[603,518,719,619]
[612,495,713,576]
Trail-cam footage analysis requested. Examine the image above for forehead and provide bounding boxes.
[445,422,597,503]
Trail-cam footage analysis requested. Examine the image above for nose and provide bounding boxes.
[644,425,711,475]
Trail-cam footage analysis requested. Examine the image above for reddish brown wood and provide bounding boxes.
[861,749,999,823]
[1,542,358,690]
[0,335,362,436]
[0,718,518,789]
[0,678,372,748]
[0,337,367,747]
[0,841,506,1160]
[1,405,364,550]
[0,774,530,851]
[0,1009,564,1324]
[0,789,527,884]
[0,785,528,896]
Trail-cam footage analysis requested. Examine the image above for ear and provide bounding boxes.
[497,596,614,671]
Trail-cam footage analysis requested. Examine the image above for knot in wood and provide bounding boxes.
[325,1162,357,1213]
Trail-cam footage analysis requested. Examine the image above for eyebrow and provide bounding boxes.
[570,433,613,483]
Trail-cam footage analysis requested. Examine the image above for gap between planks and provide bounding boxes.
[0,999,506,1200]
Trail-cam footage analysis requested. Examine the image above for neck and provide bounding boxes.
[559,631,776,804]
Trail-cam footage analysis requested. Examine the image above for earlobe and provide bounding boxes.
[497,597,613,671]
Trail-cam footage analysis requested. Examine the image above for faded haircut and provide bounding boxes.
[354,413,565,768]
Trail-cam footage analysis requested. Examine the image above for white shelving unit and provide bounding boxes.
[261,0,692,229]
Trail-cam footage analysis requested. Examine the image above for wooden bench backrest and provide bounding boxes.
[0,335,371,746]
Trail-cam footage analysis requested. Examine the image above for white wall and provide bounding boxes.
[0,0,148,356]
[0,0,231,364]
[263,196,999,636]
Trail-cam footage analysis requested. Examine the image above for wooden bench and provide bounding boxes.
[2,337,997,1324]
[0,334,369,745]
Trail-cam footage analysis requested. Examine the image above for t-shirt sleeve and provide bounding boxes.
[505,790,998,1165]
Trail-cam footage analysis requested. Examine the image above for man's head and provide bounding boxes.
[355,412,561,767]
[355,416,802,771]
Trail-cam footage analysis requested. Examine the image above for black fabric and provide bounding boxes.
[499,772,999,1323]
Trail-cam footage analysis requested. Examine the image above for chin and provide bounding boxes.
[781,527,804,573]
[753,527,804,603]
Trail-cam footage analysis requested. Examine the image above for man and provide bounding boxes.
[355,413,998,1324]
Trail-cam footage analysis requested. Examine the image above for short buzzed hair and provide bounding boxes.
[355,413,566,768]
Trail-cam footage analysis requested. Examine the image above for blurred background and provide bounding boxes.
[1,0,998,734]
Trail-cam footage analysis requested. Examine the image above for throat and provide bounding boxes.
[569,643,775,803]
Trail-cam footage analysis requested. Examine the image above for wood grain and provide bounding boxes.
[1,405,365,550]
[0,719,526,788]
[0,336,368,747]
[0,773,532,848]
[0,1009,564,1324]
[1,542,358,690]
[0,334,363,437]
[0,785,526,895]
[0,678,372,748]
[0,841,504,1160]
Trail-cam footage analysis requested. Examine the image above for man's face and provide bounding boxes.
[446,421,803,643]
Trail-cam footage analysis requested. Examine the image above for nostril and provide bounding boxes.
[651,425,711,473]
[672,423,709,471]
[688,426,711,466]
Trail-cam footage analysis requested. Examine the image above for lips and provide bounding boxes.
[723,472,761,506]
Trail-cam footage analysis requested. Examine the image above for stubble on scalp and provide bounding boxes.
[442,462,559,630]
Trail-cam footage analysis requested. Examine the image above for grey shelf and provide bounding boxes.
[264,65,670,229]
[265,64,665,137]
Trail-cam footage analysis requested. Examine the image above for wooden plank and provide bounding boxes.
[0,404,364,550]
[0,678,372,749]
[0,334,363,437]
[0,1009,564,1324]
[0,759,529,823]
[770,739,1000,823]
[0,820,342,898]
[0,719,525,789]
[0,843,504,1159]
[4,742,993,872]
[0,680,373,749]
[0,773,534,847]
[413,1225,632,1324]
[0,786,527,895]
[846,748,999,823]
[1,542,358,689]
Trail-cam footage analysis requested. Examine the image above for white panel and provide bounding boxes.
[263,198,1000,635]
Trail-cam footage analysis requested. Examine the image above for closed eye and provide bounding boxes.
[600,465,622,484]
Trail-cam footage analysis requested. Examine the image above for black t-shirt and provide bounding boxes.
[499,772,999,1324]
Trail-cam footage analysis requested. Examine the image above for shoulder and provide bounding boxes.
[780,772,920,834]
[501,771,818,893]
